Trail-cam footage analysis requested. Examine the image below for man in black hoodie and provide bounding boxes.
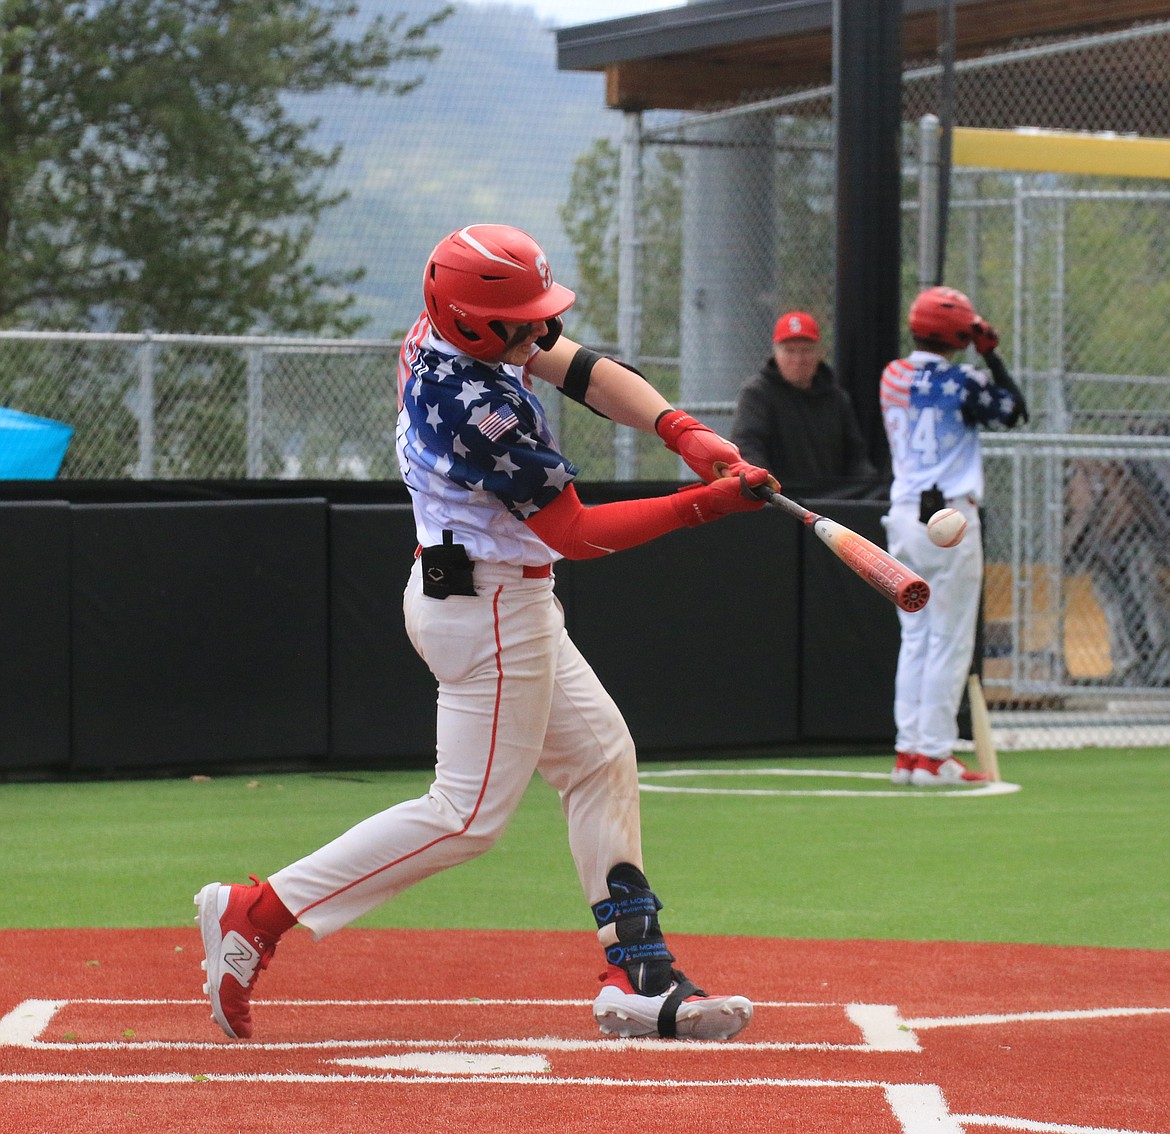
[731,311,875,482]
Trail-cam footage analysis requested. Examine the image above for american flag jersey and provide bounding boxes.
[395,314,576,565]
[880,349,1022,507]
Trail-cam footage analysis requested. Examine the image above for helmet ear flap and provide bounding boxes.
[535,315,563,351]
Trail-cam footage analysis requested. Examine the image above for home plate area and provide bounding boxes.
[1,929,1168,1134]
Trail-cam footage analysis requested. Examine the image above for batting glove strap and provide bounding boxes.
[655,408,742,483]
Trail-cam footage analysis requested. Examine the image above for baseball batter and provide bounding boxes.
[880,286,1028,786]
[195,224,775,1043]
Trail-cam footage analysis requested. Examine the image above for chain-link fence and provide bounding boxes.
[0,331,399,479]
[2,19,1168,744]
[604,20,1170,743]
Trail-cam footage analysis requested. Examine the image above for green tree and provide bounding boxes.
[559,137,620,346]
[559,137,682,358]
[0,0,451,336]
[559,138,684,478]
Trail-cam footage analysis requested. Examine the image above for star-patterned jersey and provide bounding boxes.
[395,313,576,565]
[880,349,1021,507]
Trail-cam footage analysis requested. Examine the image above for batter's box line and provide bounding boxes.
[7,999,1168,1055]
[0,1075,1161,1134]
[0,998,916,1053]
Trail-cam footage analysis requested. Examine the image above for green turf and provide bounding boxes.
[4,749,1167,949]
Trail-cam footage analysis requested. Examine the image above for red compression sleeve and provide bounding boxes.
[524,483,697,560]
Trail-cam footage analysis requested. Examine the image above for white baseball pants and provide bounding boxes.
[882,499,983,760]
[269,558,642,939]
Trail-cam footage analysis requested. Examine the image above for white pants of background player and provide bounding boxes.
[881,497,982,760]
[268,557,642,939]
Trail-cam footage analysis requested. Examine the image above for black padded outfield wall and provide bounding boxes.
[69,500,330,770]
[328,505,435,762]
[0,484,902,775]
[564,511,803,750]
[0,502,71,770]
[799,501,898,742]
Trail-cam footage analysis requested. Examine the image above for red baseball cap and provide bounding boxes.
[773,311,820,343]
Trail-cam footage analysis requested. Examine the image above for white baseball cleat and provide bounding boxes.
[592,964,753,1040]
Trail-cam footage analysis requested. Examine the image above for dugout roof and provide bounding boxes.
[556,0,1170,134]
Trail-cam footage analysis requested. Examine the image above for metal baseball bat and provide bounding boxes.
[757,486,930,613]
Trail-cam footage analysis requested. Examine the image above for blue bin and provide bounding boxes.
[0,407,74,478]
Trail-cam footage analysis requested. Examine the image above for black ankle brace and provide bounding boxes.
[591,863,675,996]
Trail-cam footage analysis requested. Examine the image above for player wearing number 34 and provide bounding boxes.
[194,224,778,1045]
[880,286,1028,787]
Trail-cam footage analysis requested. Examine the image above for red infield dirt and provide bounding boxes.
[1,928,1168,1134]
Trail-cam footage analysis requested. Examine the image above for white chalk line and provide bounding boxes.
[0,1072,1162,1134]
[0,997,913,1053]
[4,997,1167,1133]
[637,767,1021,797]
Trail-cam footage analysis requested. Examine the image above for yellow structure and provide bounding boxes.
[953,127,1170,180]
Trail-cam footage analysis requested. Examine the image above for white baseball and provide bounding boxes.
[927,507,967,547]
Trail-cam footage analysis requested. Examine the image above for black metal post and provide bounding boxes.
[832,0,903,473]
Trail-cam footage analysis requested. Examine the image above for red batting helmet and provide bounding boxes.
[423,224,576,361]
[908,285,977,351]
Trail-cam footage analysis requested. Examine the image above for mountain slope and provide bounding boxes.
[293,0,622,337]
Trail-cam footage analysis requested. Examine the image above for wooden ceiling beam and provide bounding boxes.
[597,0,1170,111]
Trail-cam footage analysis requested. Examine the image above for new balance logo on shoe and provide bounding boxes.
[222,931,262,986]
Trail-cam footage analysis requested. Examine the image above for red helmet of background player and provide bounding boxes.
[423,224,576,361]
[908,285,977,351]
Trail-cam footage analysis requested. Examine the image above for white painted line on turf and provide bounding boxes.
[0,1033,887,1053]
[331,1052,551,1074]
[0,1072,932,1088]
[1,997,898,1052]
[637,767,1021,797]
[0,1000,66,1046]
[902,1006,1170,1030]
[1,1070,1164,1130]
[885,1084,966,1134]
[846,1004,920,1051]
[952,1118,1163,1134]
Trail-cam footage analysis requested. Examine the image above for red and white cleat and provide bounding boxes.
[592,964,753,1040]
[890,750,918,785]
[910,754,987,785]
[194,880,279,1039]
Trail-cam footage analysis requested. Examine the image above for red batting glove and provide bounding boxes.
[722,457,780,494]
[674,472,769,526]
[972,317,999,356]
[655,409,742,483]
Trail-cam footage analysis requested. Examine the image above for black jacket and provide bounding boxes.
[731,358,876,481]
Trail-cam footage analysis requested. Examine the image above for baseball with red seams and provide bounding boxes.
[927,507,967,547]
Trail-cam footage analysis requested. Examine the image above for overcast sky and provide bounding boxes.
[485,1,684,29]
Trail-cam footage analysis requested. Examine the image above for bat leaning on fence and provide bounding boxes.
[966,673,1001,781]
[748,483,931,613]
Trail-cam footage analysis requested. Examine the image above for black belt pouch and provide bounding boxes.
[919,484,946,525]
[421,531,476,599]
